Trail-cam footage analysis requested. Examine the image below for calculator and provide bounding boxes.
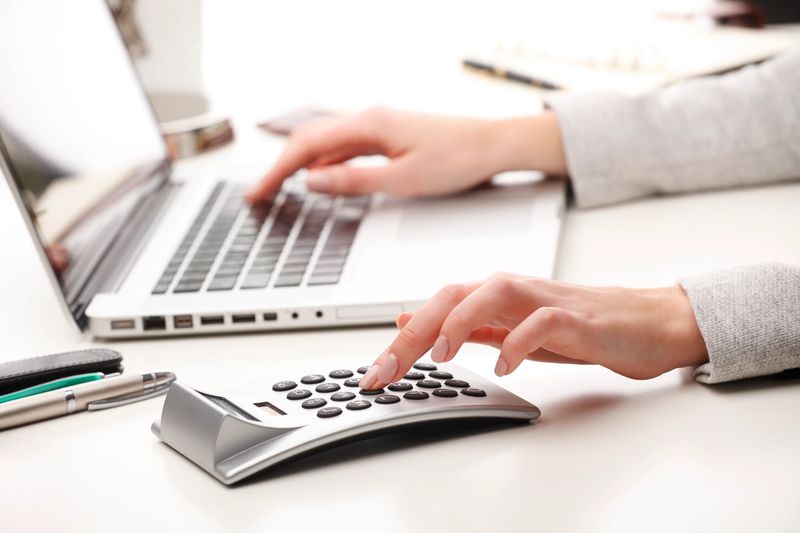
[152,361,540,484]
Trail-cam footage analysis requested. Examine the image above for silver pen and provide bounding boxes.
[0,371,176,430]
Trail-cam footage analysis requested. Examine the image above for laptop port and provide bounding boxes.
[174,315,193,329]
[200,315,225,326]
[143,316,166,331]
[315,310,323,318]
[263,312,278,321]
[291,312,299,319]
[110,319,135,330]
[232,314,256,324]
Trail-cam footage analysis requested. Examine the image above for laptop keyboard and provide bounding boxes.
[151,182,367,295]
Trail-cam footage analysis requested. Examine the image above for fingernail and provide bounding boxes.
[306,171,331,192]
[431,335,449,363]
[377,353,398,384]
[360,365,381,389]
[494,358,508,377]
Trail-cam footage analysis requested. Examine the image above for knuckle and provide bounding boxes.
[537,307,567,328]
[436,284,469,306]
[485,276,515,295]
[362,105,391,123]
[396,324,422,348]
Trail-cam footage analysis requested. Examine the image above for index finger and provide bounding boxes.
[359,282,480,389]
[246,117,377,203]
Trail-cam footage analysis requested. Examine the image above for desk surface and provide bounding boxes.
[2,4,800,532]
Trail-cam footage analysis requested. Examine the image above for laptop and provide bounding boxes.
[0,0,565,339]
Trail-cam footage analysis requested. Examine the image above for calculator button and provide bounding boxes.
[387,382,413,392]
[316,383,341,393]
[272,380,297,391]
[433,389,458,398]
[346,400,371,411]
[317,406,343,418]
[461,388,487,397]
[444,379,470,388]
[413,362,437,371]
[344,377,362,387]
[302,398,328,409]
[375,395,401,404]
[300,374,325,384]
[404,371,425,380]
[357,366,370,374]
[329,369,354,379]
[287,389,312,400]
[359,388,385,395]
[331,391,356,402]
[429,371,453,380]
[417,379,442,389]
[403,391,429,400]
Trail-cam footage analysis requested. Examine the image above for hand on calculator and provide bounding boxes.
[359,273,709,388]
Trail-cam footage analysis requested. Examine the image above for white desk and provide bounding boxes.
[2,3,800,531]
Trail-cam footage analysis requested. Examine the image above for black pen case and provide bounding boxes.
[0,348,124,395]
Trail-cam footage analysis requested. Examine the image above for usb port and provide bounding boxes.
[174,315,193,329]
[142,316,166,331]
[232,314,256,324]
[263,312,278,322]
[200,315,224,326]
[111,319,135,330]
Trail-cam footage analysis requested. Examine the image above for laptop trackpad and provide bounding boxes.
[397,186,532,242]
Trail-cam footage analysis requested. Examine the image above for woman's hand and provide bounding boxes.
[247,108,567,203]
[359,273,709,389]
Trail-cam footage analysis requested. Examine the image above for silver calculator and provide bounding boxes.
[152,361,540,484]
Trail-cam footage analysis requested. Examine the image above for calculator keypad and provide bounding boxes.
[271,364,487,419]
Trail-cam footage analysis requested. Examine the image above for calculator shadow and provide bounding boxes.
[236,418,530,486]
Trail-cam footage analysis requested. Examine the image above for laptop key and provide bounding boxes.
[308,274,340,286]
[240,273,271,289]
[274,273,304,287]
[174,281,203,293]
[207,276,238,291]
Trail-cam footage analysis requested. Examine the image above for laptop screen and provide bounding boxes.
[0,0,168,325]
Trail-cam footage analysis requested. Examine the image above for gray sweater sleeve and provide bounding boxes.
[680,264,800,384]
[545,50,800,383]
[545,48,800,208]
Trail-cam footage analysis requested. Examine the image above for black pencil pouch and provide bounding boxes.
[0,348,124,395]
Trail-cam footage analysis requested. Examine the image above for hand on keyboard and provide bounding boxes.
[247,108,567,203]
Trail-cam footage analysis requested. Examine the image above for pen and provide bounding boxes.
[0,372,107,404]
[462,58,562,90]
[0,371,176,430]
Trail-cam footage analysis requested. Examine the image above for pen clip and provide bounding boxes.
[87,381,172,411]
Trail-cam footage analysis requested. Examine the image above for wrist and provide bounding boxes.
[489,112,568,175]
[660,286,709,370]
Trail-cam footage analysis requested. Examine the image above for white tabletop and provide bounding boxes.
[2,3,800,531]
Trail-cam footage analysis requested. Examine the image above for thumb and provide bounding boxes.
[306,164,393,195]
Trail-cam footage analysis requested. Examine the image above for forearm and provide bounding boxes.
[489,113,568,176]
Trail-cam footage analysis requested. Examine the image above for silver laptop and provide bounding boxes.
[0,0,565,339]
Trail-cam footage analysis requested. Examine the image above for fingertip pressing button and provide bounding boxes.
[359,388,385,396]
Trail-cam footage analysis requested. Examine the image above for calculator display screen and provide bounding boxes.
[255,402,284,417]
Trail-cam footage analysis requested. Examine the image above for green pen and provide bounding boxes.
[0,372,106,404]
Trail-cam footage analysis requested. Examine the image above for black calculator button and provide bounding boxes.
[272,380,297,391]
[444,379,470,388]
[429,371,453,380]
[403,391,429,400]
[316,383,341,393]
[404,371,425,380]
[461,388,487,397]
[344,377,362,388]
[417,379,442,389]
[329,369,354,379]
[387,382,413,392]
[287,389,312,400]
[331,391,356,402]
[346,400,371,411]
[433,389,458,398]
[317,406,343,418]
[357,366,370,374]
[359,388,385,395]
[413,362,437,371]
[302,398,328,409]
[375,395,401,404]
[300,374,325,384]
